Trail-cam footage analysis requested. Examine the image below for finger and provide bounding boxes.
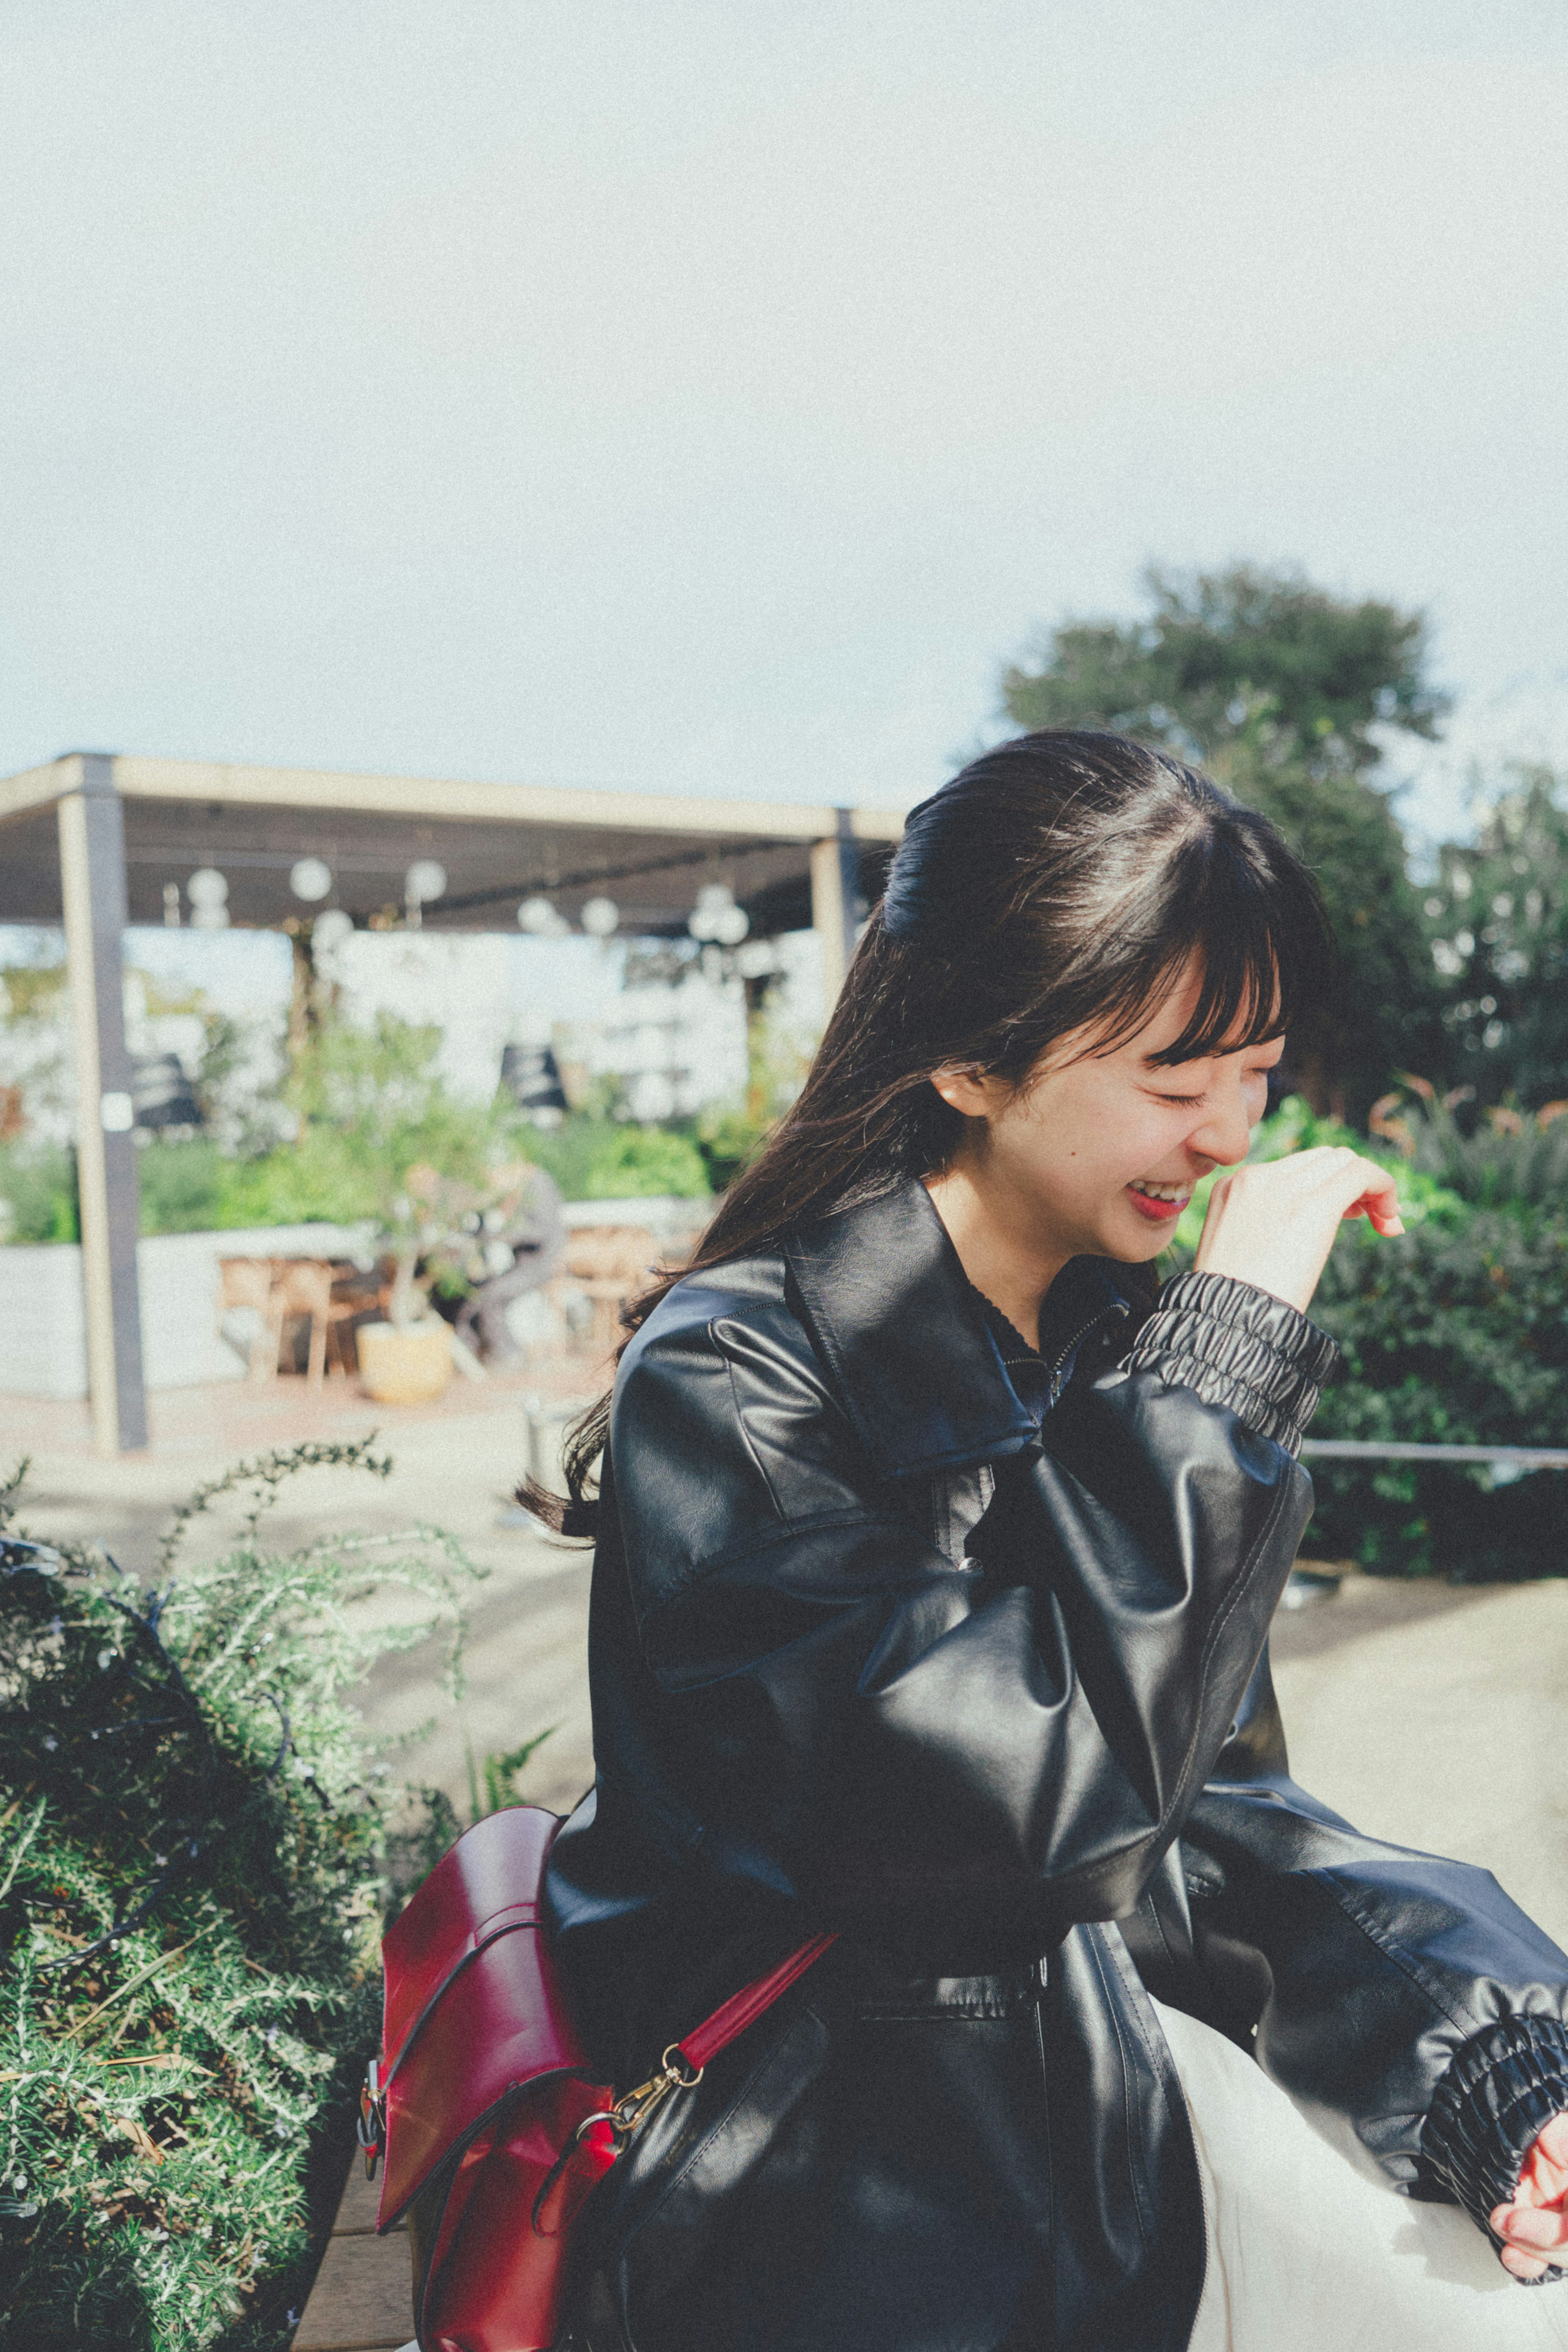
[1337,1157,1405,1236]
[1340,1187,1404,1237]
[1527,2156,1568,2208]
[1493,2203,1568,2253]
[1502,2245,1551,2281]
[1534,2113,1568,2170]
[1520,2126,1568,2204]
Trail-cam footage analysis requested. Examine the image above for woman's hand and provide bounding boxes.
[1193,1146,1405,1315]
[1492,2114,1568,2279]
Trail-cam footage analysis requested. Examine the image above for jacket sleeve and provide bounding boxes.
[1154,1653,1568,2272]
[608,1272,1324,1973]
[1116,1274,1568,2272]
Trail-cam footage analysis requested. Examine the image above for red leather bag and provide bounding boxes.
[359,1806,834,2352]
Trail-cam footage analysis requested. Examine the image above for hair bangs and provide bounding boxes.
[1146,822,1332,1068]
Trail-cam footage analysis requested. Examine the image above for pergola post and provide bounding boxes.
[58,755,147,1455]
[810,809,862,1006]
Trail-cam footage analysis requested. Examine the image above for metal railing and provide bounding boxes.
[1301,1441,1568,1470]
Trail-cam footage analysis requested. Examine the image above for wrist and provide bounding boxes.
[1423,2015,1568,2281]
[1123,1270,1339,1456]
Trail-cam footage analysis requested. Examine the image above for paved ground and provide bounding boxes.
[7,1368,1565,1944]
[1270,1571,1568,1953]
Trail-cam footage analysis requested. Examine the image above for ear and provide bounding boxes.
[929,1066,1003,1119]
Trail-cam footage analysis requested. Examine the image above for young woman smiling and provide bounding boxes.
[529,732,1568,2351]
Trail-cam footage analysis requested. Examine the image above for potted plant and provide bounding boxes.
[284,1012,510,1404]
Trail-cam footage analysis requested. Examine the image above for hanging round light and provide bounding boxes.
[688,881,748,945]
[579,896,619,938]
[312,908,354,953]
[517,894,568,937]
[187,868,230,931]
[405,859,447,906]
[290,856,334,903]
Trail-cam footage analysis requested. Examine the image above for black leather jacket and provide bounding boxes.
[547,1181,1568,2350]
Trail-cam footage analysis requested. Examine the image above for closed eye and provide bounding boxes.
[1151,1091,1206,1109]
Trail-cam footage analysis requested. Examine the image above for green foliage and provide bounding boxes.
[0,964,69,1023]
[195,1148,366,1234]
[0,1442,479,2351]
[693,1102,771,1192]
[1370,1082,1568,1212]
[1420,766,1568,1108]
[1163,1092,1568,1578]
[283,1012,503,1240]
[135,1142,226,1237]
[1001,562,1446,775]
[467,1729,557,1827]
[998,562,1448,1119]
[1221,756,1444,1119]
[0,1143,79,1244]
[525,1118,710,1202]
[1307,1213,1568,1579]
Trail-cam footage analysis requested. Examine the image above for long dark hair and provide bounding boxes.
[523,729,1331,1536]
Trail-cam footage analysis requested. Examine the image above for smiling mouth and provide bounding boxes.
[1126,1182,1192,1222]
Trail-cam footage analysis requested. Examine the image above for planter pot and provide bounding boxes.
[356,1321,453,1405]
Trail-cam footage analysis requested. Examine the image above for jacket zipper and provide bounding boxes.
[1045,1299,1129,1407]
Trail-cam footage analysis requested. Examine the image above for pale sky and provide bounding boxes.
[3,0,1567,846]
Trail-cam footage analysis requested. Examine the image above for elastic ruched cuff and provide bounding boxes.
[1124,1270,1339,1458]
[1423,2015,1568,2283]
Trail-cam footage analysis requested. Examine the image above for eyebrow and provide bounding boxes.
[1140,1039,1282,1070]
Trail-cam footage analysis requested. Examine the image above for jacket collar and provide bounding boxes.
[782,1179,1129,1481]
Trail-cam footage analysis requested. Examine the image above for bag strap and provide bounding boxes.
[677,1930,838,2071]
[601,1929,839,2148]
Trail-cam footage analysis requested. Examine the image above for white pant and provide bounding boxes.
[1156,2000,1568,2352]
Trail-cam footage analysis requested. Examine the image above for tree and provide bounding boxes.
[1000,564,1448,1119]
[1422,766,1568,1109]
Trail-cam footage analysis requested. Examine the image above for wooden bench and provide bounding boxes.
[290,2151,414,2352]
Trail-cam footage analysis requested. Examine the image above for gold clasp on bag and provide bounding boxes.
[575,2044,705,2153]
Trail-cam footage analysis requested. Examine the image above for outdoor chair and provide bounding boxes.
[217,1256,362,1392]
[553,1225,662,1360]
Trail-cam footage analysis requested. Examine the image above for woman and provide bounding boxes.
[532,732,1568,2350]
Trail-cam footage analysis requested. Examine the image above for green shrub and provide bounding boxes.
[1370,1083,1568,1213]
[1158,1095,1566,1578]
[0,1142,79,1244]
[693,1104,771,1192]
[1305,1211,1568,1577]
[526,1117,710,1202]
[579,1125,708,1199]
[0,1443,477,2351]
[135,1142,226,1237]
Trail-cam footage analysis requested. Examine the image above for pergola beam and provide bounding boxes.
[111,755,905,846]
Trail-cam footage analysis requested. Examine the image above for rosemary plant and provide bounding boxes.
[0,1442,479,2350]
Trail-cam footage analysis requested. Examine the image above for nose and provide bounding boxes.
[1187,1080,1254,1173]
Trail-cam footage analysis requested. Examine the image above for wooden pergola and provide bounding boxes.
[0,751,904,1455]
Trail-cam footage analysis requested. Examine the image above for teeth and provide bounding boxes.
[1131,1182,1191,1203]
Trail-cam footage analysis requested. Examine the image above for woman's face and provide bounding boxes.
[933,963,1285,1268]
